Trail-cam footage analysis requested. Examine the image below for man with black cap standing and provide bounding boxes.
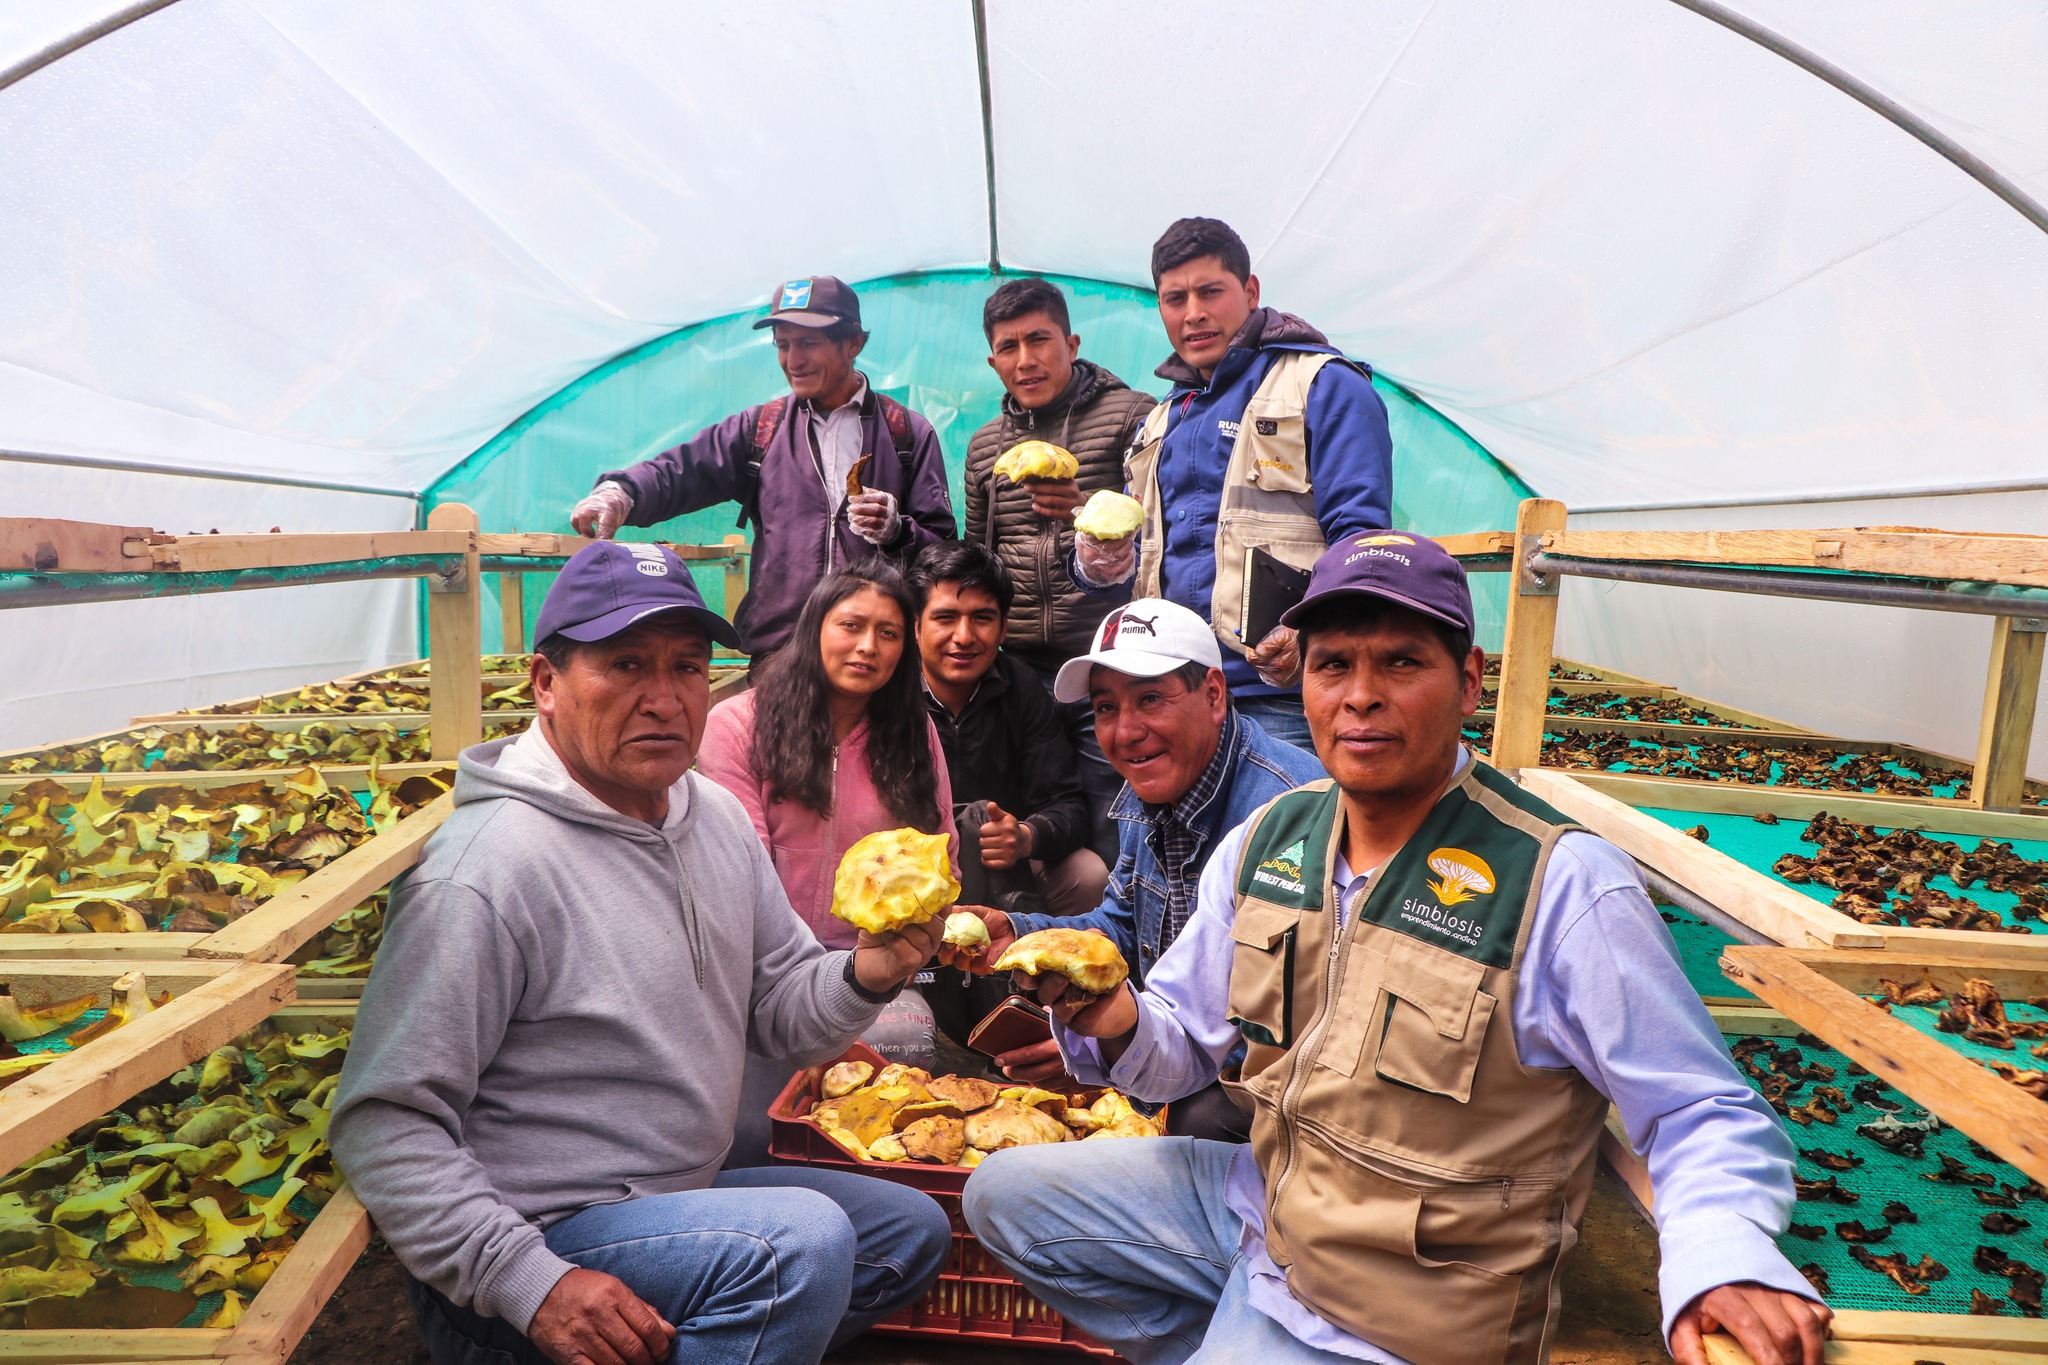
[570,276,957,660]
[966,532,1827,1365]
[333,541,951,1365]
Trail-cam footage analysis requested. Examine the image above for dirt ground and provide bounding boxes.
[287,1172,1667,1365]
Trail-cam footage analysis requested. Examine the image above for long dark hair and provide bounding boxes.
[748,561,940,829]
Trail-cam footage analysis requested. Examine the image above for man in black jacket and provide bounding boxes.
[964,278,1155,864]
[910,541,1108,1042]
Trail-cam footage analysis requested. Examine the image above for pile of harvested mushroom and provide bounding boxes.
[808,1060,1163,1168]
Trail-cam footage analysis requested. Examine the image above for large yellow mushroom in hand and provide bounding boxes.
[1072,490,1144,541]
[830,828,960,936]
[992,441,1080,484]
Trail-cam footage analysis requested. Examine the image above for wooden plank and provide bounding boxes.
[1598,1107,1653,1212]
[0,517,166,573]
[710,668,751,707]
[137,529,470,573]
[477,530,580,557]
[0,933,207,962]
[426,504,483,760]
[1973,617,2046,810]
[1544,527,2048,589]
[1479,711,1826,743]
[123,711,527,729]
[1731,947,2048,1000]
[722,532,748,622]
[1490,499,1569,770]
[223,1185,372,1365]
[0,1331,229,1361]
[497,568,527,655]
[1556,772,2048,843]
[1709,1340,2047,1364]
[1514,768,1884,948]
[1705,1002,1800,1036]
[1432,530,1515,559]
[1721,946,2048,1186]
[0,962,294,1174]
[190,793,453,963]
[0,958,238,1008]
[1829,1310,2048,1350]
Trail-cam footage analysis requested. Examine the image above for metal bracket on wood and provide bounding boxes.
[1517,534,1559,597]
[428,561,469,594]
[2014,617,2048,635]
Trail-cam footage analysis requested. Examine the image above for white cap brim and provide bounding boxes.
[1052,647,1195,704]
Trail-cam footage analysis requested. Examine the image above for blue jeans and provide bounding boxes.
[1233,693,1317,759]
[407,1167,951,1365]
[964,1137,1355,1365]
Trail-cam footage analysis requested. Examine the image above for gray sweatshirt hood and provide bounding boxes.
[456,726,692,844]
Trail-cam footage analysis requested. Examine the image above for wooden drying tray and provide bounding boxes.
[0,1002,371,1365]
[1517,768,2048,959]
[1722,946,2048,1189]
[0,792,452,967]
[0,960,294,1175]
[1595,1002,2048,1364]
[133,661,745,725]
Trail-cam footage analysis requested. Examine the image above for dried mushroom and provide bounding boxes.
[899,1116,966,1165]
[821,1062,873,1099]
[964,1100,1071,1151]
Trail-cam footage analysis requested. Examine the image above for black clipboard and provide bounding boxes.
[1239,546,1312,645]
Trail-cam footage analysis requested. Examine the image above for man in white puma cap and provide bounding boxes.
[952,598,1321,1141]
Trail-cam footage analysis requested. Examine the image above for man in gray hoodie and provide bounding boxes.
[332,540,951,1365]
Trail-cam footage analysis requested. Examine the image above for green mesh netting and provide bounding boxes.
[424,269,1532,652]
[1733,1030,2047,1314]
[1659,907,1751,1001]
[1641,807,2048,935]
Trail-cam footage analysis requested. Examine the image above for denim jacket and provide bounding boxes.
[1005,711,1326,987]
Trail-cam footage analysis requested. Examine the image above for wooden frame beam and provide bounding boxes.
[1553,771,2048,841]
[1543,527,2048,589]
[497,569,527,655]
[1490,499,1568,770]
[425,503,483,760]
[1972,615,2046,809]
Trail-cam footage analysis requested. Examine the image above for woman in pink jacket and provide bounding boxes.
[699,561,960,1165]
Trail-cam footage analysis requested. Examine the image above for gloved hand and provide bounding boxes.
[570,481,634,539]
[1074,529,1138,588]
[847,490,901,545]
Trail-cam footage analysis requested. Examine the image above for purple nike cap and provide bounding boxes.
[534,541,744,650]
[1281,531,1475,638]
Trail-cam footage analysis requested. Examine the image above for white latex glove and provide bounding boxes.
[1249,625,1301,687]
[847,490,901,545]
[1074,530,1138,588]
[570,481,634,539]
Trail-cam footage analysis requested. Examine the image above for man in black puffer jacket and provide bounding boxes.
[964,278,1154,863]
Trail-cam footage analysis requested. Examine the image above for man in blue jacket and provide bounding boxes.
[948,597,1322,1142]
[1075,219,1393,752]
[569,275,957,660]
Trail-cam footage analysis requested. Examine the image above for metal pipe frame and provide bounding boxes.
[0,555,465,610]
[1641,866,1774,947]
[1527,552,2048,619]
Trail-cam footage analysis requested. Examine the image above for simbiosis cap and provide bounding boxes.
[1280,531,1475,638]
[752,276,862,331]
[534,541,744,651]
[1052,599,1224,703]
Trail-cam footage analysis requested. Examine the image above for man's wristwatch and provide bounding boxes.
[843,950,905,1005]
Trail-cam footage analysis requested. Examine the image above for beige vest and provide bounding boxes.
[1126,351,1345,656]
[1223,768,1607,1365]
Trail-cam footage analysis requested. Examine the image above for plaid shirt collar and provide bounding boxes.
[1127,708,1241,950]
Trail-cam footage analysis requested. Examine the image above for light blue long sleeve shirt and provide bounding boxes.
[1056,756,1815,1361]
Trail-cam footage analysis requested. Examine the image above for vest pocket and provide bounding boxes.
[1239,405,1311,494]
[1226,902,1299,1049]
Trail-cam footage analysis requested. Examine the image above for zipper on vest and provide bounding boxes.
[1501,1178,1511,1209]
[1269,889,1354,1220]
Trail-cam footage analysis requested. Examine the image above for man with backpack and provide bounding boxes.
[570,276,957,660]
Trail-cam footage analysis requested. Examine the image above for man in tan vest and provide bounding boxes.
[964,533,1827,1365]
[1071,217,1393,756]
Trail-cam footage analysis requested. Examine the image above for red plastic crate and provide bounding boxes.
[767,1042,1128,1358]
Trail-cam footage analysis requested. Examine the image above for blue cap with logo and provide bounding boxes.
[534,541,744,651]
[1281,531,1476,638]
[752,275,862,331]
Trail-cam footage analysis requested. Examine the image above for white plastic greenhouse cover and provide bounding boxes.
[3,0,2045,773]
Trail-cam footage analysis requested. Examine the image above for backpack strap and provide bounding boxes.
[876,393,916,459]
[737,396,789,531]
